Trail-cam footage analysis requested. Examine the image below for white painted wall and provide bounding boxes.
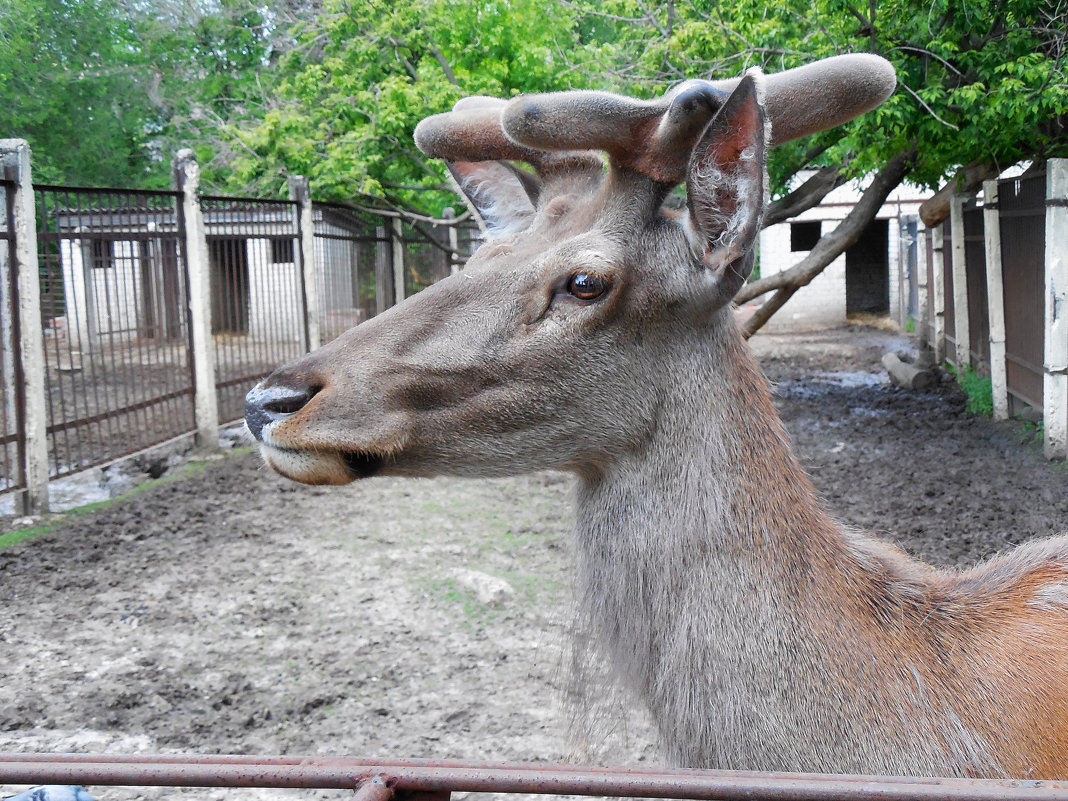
[247,238,303,343]
[756,175,928,332]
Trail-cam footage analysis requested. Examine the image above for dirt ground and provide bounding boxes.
[1,324,1067,801]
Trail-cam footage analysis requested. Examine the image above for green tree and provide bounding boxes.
[0,0,162,185]
[230,0,593,209]
[564,0,1068,333]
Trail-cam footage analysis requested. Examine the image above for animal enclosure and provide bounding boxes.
[2,328,1067,800]
[0,148,478,510]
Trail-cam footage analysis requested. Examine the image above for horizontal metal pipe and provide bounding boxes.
[2,755,1068,800]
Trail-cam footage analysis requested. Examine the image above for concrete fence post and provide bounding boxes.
[983,179,1009,421]
[931,226,946,364]
[949,193,971,368]
[174,150,219,453]
[895,218,908,329]
[1044,158,1068,459]
[0,139,49,514]
[445,208,460,276]
[372,224,389,315]
[916,226,930,351]
[392,217,405,304]
[287,176,320,352]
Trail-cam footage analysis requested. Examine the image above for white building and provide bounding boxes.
[756,176,929,331]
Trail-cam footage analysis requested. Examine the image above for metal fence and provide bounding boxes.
[200,195,309,423]
[4,752,1068,801]
[998,170,1046,410]
[314,203,394,343]
[0,147,484,511]
[34,185,196,481]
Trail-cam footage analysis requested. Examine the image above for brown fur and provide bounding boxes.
[244,57,1068,778]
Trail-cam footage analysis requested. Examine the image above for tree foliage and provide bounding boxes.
[3,0,1066,330]
[0,0,159,184]
[229,0,597,208]
[0,0,299,187]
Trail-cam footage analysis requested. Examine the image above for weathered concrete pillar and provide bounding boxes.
[445,208,460,276]
[931,227,946,364]
[287,176,321,352]
[916,226,930,351]
[0,139,49,514]
[392,217,405,304]
[1044,159,1068,459]
[983,179,1009,421]
[174,150,219,452]
[949,193,971,369]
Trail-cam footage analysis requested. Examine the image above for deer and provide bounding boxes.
[244,53,1068,779]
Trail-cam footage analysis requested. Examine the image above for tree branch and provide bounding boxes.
[738,148,917,336]
[763,164,849,228]
[918,159,999,226]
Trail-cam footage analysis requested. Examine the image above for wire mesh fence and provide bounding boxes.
[34,185,196,481]
[199,195,308,423]
[313,203,393,343]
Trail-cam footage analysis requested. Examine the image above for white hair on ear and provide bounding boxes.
[449,162,536,239]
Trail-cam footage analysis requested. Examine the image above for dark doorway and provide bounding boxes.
[208,238,250,334]
[845,219,889,314]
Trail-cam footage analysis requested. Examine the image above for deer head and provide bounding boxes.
[245,54,895,486]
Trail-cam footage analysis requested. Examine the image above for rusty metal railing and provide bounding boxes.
[3,754,1068,801]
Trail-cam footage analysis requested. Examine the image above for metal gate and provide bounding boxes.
[998,171,1046,410]
[199,195,308,423]
[35,185,196,479]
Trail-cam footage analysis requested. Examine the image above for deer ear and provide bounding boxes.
[447,160,540,238]
[686,69,768,306]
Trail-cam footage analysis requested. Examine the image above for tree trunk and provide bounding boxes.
[738,148,916,338]
[918,159,999,227]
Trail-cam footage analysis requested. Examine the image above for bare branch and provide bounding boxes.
[763,165,849,228]
[898,81,960,130]
[737,148,916,335]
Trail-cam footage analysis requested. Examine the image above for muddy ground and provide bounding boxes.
[1,325,1066,801]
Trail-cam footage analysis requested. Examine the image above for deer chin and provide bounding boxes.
[257,442,384,485]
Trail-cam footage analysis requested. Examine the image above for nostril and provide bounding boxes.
[264,385,320,415]
[244,383,321,442]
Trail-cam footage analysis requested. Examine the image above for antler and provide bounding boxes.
[417,54,895,186]
[414,96,603,177]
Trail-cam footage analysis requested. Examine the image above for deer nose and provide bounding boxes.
[244,382,319,442]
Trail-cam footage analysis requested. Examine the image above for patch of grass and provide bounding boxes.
[0,457,217,550]
[946,363,994,416]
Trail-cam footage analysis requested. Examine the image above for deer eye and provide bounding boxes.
[567,272,610,301]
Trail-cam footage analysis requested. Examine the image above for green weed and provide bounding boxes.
[946,364,993,416]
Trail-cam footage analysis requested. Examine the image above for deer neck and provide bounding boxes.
[570,311,953,773]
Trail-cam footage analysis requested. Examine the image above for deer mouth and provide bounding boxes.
[254,440,387,485]
[342,450,385,479]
